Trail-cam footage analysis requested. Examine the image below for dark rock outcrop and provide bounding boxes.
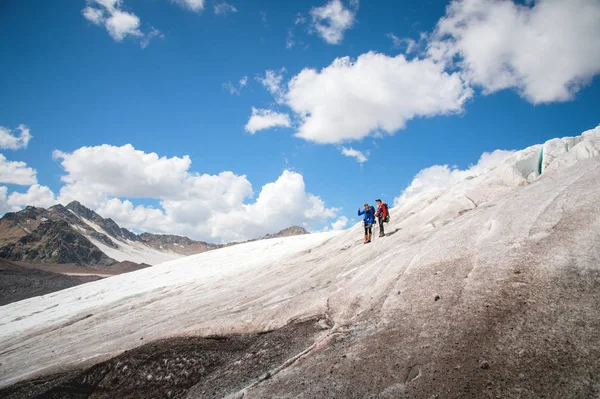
[90,231,119,249]
[0,206,49,246]
[0,220,116,266]
[0,258,103,306]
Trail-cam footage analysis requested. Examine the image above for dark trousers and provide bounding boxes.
[378,217,384,236]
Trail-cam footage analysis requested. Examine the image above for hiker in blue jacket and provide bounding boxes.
[358,203,375,244]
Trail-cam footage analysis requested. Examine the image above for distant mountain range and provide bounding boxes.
[0,201,309,267]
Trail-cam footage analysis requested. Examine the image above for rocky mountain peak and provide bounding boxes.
[66,200,102,222]
[261,226,310,240]
[0,220,116,266]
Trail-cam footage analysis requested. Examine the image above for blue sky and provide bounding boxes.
[1,0,599,242]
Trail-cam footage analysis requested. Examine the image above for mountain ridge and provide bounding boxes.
[0,202,311,266]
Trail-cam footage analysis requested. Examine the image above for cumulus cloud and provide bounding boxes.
[82,6,104,25]
[172,0,205,12]
[0,187,20,214]
[82,0,162,47]
[0,124,32,150]
[429,0,600,103]
[7,184,57,209]
[245,108,292,134]
[49,144,338,242]
[214,2,237,15]
[105,9,142,41]
[53,144,192,199]
[286,52,472,144]
[310,0,358,44]
[0,154,37,186]
[257,69,286,103]
[250,0,600,150]
[394,149,515,206]
[208,170,338,242]
[340,147,367,163]
[330,215,349,231]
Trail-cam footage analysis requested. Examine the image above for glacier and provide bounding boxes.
[0,126,599,398]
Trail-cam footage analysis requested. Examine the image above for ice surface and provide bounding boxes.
[0,126,599,388]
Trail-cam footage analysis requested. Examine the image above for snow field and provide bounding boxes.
[0,126,599,388]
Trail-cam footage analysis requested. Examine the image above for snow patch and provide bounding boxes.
[88,236,182,265]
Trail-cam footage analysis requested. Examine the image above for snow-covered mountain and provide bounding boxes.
[0,202,313,269]
[1,127,599,398]
[0,201,225,266]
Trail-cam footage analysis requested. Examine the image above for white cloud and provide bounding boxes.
[250,0,600,150]
[245,108,292,134]
[286,30,296,49]
[393,149,515,206]
[207,170,338,242]
[341,147,367,163]
[0,154,37,186]
[310,0,357,44]
[295,13,307,25]
[53,144,191,199]
[57,181,109,209]
[223,82,240,96]
[330,215,349,231]
[0,124,32,150]
[96,198,168,231]
[386,33,417,53]
[286,52,472,144]
[214,2,238,15]
[141,27,165,49]
[172,0,205,12]
[49,144,338,242]
[105,9,142,41]
[82,6,105,25]
[386,33,402,47]
[223,76,248,95]
[429,0,600,103]
[257,69,286,103]
[223,82,239,95]
[7,184,57,209]
[0,187,20,214]
[286,13,308,49]
[83,0,161,47]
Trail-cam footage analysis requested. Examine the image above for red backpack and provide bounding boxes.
[382,203,390,223]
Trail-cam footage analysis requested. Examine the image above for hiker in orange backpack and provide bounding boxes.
[375,199,389,237]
